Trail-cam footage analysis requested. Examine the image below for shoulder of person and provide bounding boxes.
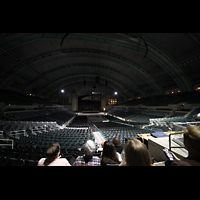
[75,156,84,160]
[38,158,46,166]
[60,158,71,166]
[92,156,100,160]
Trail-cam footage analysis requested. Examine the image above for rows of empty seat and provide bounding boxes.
[0,124,97,166]
[93,121,148,145]
[107,107,200,124]
[13,128,94,152]
[8,109,75,126]
[68,116,89,127]
[107,108,171,123]
[119,91,200,107]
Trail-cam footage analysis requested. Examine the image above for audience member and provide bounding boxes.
[112,137,124,154]
[166,125,200,166]
[38,143,71,166]
[73,140,100,166]
[101,141,121,166]
[119,138,152,166]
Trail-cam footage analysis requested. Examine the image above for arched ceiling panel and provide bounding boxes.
[23,63,144,97]
[0,33,200,102]
[0,48,159,97]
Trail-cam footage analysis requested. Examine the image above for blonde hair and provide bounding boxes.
[184,125,200,151]
[124,138,152,166]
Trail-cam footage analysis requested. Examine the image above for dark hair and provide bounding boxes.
[44,143,60,166]
[101,141,120,166]
[112,137,121,147]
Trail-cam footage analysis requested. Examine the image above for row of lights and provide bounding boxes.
[165,87,200,95]
[178,55,200,67]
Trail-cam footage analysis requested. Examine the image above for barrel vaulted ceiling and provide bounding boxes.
[0,33,200,101]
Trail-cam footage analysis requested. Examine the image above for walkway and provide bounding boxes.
[86,115,106,146]
[92,131,106,145]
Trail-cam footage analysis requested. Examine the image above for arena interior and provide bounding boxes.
[0,33,200,166]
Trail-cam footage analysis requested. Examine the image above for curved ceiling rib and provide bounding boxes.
[142,36,193,92]
[23,63,145,97]
[0,45,59,90]
[1,47,163,97]
[0,33,199,102]
[0,34,178,90]
[57,33,193,92]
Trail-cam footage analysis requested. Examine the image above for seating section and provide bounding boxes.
[8,109,75,126]
[107,108,171,123]
[107,107,200,124]
[119,91,200,107]
[68,116,88,127]
[0,145,70,166]
[1,89,200,165]
[0,126,95,166]
[93,122,147,145]
[14,128,94,151]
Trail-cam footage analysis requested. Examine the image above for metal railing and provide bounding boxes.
[10,130,27,138]
[169,131,185,151]
[0,138,14,149]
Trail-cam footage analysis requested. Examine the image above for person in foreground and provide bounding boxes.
[119,138,153,166]
[38,143,71,166]
[167,125,200,166]
[73,140,101,166]
[101,141,121,166]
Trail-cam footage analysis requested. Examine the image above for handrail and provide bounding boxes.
[10,130,27,138]
[169,131,185,151]
[31,127,46,135]
[0,139,14,149]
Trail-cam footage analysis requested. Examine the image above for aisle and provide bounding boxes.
[86,114,106,146]
[92,131,106,145]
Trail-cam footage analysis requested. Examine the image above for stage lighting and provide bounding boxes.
[61,89,65,93]
[114,92,118,95]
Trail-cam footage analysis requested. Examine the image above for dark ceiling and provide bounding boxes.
[0,33,200,102]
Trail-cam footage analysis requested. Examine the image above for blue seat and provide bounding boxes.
[7,158,25,166]
[25,159,38,166]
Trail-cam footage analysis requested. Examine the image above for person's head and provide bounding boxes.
[102,141,119,162]
[184,125,200,158]
[124,138,152,166]
[84,140,96,156]
[112,137,121,147]
[44,143,60,166]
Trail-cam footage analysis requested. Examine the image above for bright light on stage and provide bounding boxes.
[114,92,118,95]
[61,89,65,93]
